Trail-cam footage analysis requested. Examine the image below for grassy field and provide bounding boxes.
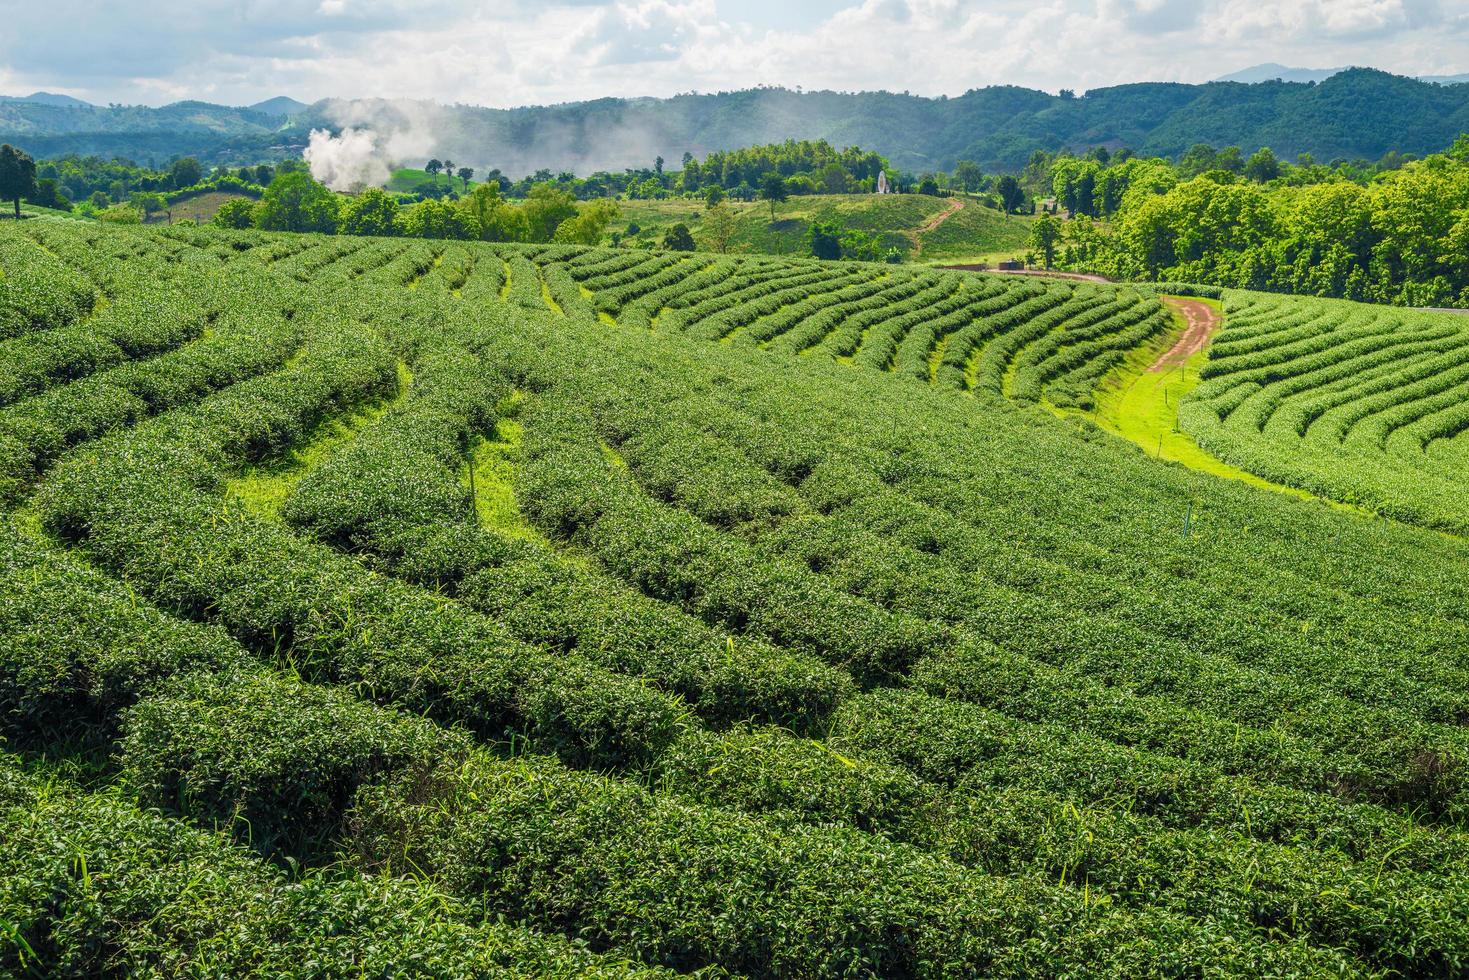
[385,166,478,194]
[1055,297,1327,502]
[144,190,254,225]
[5,222,1469,976]
[613,193,1033,263]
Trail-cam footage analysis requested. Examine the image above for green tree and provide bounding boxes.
[457,182,527,242]
[457,167,474,192]
[212,198,257,229]
[169,156,203,189]
[1179,143,1219,177]
[699,202,738,253]
[1050,157,1102,216]
[662,222,696,251]
[552,199,620,245]
[820,162,851,195]
[703,184,725,208]
[0,144,37,219]
[425,159,443,184]
[918,175,941,197]
[402,198,474,239]
[255,172,339,233]
[339,188,402,236]
[1029,212,1063,269]
[806,220,843,260]
[441,159,455,190]
[760,172,788,221]
[29,178,70,210]
[1244,147,1281,183]
[522,183,579,242]
[130,191,167,218]
[840,228,884,262]
[996,175,1024,213]
[953,160,984,193]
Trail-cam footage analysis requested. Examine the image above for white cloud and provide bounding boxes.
[0,0,1464,107]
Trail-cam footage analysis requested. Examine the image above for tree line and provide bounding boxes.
[1030,136,1469,307]
[210,171,620,245]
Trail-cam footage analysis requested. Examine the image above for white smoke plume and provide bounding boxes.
[304,99,446,191]
[304,128,389,191]
[301,96,690,188]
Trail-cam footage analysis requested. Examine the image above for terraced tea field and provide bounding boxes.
[5,222,1469,977]
[1180,292,1469,534]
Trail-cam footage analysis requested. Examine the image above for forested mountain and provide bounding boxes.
[0,92,93,108]
[0,99,305,163]
[4,69,1468,173]
[1216,63,1469,85]
[246,97,309,118]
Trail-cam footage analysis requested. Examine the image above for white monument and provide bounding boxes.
[877,171,890,195]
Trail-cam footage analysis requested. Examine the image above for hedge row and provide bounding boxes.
[119,676,1363,978]
[36,316,684,771]
[0,759,668,978]
[279,325,849,729]
[0,230,98,338]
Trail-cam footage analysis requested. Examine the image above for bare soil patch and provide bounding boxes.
[1150,298,1220,372]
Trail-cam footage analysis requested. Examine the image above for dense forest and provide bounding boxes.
[3,70,1467,174]
[1037,137,1469,307]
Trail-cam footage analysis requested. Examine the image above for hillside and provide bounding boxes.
[384,166,479,193]
[4,69,1468,172]
[0,99,303,165]
[246,96,308,118]
[146,190,255,225]
[0,92,93,108]
[615,193,1033,263]
[4,221,1469,974]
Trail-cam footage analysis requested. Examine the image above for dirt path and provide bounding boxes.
[908,198,964,258]
[1149,298,1221,372]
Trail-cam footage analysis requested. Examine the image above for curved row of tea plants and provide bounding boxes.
[6,220,1469,975]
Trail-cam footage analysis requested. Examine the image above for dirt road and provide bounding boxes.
[1149,298,1221,372]
[909,199,964,258]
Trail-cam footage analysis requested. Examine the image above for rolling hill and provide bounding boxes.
[1217,63,1469,85]
[245,96,309,118]
[0,92,93,108]
[616,193,1033,264]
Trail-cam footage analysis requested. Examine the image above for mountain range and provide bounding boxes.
[2,68,1467,175]
[1217,63,1469,85]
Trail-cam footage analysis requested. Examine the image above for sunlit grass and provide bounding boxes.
[225,361,411,519]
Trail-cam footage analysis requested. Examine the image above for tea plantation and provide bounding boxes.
[4,221,1469,977]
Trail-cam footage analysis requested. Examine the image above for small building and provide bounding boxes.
[997,259,1025,271]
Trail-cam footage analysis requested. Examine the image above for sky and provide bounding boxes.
[1,0,1465,108]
